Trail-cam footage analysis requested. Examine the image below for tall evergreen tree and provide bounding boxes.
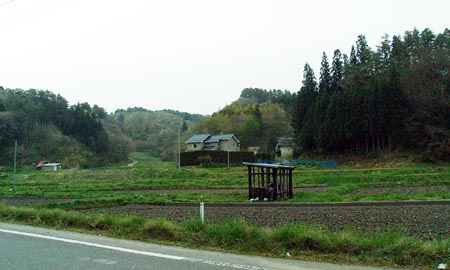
[319,52,332,94]
[331,49,343,92]
[293,63,317,148]
[349,45,357,65]
[356,35,371,65]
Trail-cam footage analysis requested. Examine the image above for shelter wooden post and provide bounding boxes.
[243,162,295,201]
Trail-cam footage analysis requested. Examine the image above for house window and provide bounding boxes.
[232,143,235,147]
[193,144,197,148]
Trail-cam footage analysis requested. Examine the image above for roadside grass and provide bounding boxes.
[0,204,448,269]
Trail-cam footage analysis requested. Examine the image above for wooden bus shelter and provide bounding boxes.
[243,162,295,201]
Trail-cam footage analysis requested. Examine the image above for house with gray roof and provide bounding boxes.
[275,137,295,158]
[186,134,240,152]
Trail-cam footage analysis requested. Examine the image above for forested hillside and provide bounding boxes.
[112,108,203,160]
[193,91,294,153]
[1,28,447,167]
[0,88,204,167]
[0,88,130,168]
[293,28,450,161]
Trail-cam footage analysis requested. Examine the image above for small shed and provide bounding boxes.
[36,163,62,171]
[243,162,294,201]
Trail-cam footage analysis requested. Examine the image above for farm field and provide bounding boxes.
[0,152,449,268]
[0,152,449,203]
[1,152,449,239]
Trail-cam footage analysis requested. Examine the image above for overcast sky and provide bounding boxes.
[0,0,448,115]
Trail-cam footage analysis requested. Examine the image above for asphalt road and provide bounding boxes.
[0,222,397,270]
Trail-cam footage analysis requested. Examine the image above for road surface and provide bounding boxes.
[0,222,397,270]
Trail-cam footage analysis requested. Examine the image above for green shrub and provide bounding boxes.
[198,155,212,167]
[181,151,255,166]
[142,218,181,241]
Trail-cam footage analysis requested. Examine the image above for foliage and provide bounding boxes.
[0,88,129,168]
[292,28,450,160]
[181,151,255,166]
[239,88,295,114]
[113,107,204,161]
[197,155,212,167]
[194,101,292,153]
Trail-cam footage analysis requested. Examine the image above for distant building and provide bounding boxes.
[275,137,295,158]
[36,162,62,171]
[247,146,260,154]
[186,134,240,151]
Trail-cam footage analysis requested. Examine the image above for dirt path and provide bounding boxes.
[127,157,138,167]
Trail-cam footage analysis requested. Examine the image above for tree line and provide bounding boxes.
[193,98,292,154]
[0,88,128,167]
[293,28,450,160]
[112,107,202,161]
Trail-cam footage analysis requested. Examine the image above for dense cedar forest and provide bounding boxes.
[293,28,449,161]
[1,28,448,168]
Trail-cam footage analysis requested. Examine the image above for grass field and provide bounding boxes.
[0,152,449,204]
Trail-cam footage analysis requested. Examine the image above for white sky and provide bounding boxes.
[0,0,448,115]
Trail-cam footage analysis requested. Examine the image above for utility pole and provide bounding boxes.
[13,140,17,205]
[13,140,17,191]
[178,121,182,171]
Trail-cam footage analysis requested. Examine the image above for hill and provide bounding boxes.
[0,88,203,168]
[192,89,294,154]
[292,28,450,161]
[1,27,448,166]
[112,107,204,160]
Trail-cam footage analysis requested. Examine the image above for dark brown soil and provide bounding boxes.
[86,201,450,240]
[0,196,75,206]
[2,195,448,240]
[346,185,450,195]
[114,186,336,194]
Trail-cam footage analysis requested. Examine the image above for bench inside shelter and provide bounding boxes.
[243,162,294,201]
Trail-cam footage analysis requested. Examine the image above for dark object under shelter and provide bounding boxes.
[243,162,294,201]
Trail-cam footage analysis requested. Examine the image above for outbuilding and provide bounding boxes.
[36,162,62,171]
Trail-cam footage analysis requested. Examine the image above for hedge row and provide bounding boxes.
[180,151,255,166]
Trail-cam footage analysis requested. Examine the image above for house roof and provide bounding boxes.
[186,134,240,144]
[202,145,219,151]
[186,134,210,143]
[277,137,294,147]
[205,134,240,143]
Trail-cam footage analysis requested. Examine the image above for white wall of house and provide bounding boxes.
[219,138,240,151]
[187,142,204,151]
[40,164,62,171]
[186,136,240,151]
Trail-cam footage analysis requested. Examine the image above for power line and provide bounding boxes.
[0,0,75,32]
[0,0,64,25]
[0,0,15,8]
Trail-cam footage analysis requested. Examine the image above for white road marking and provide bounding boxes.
[92,259,117,265]
[0,229,272,270]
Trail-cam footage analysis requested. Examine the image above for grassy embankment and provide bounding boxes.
[0,204,448,269]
